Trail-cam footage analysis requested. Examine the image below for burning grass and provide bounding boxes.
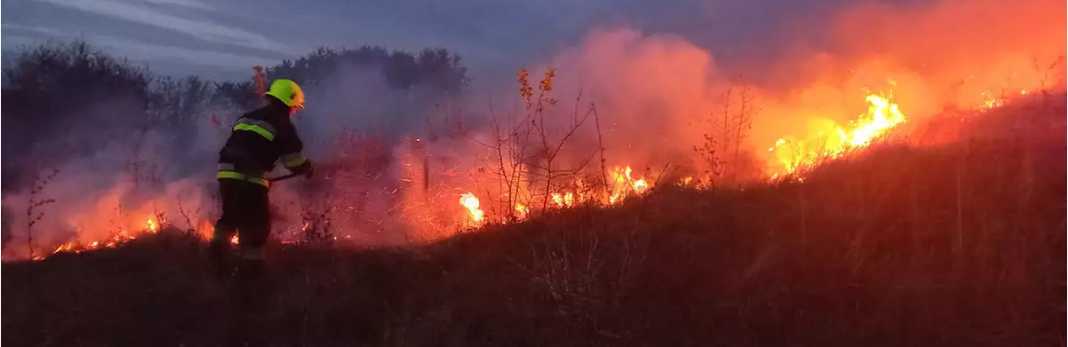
[6,53,1061,260]
[3,95,1064,346]
[768,90,908,176]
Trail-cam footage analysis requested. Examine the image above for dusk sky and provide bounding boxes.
[3,0,862,83]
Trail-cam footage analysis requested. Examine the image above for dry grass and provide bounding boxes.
[3,95,1065,347]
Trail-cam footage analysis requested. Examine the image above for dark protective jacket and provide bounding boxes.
[217,98,311,187]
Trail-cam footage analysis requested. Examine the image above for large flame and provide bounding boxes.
[769,91,907,175]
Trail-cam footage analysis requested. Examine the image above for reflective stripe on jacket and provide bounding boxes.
[217,98,311,183]
[217,163,270,187]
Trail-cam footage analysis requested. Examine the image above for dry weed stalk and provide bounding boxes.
[26,169,60,259]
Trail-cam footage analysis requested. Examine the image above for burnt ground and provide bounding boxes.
[4,98,1066,347]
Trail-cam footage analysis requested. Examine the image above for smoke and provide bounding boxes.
[296,65,407,150]
[509,0,1065,176]
[0,124,219,259]
[539,28,732,174]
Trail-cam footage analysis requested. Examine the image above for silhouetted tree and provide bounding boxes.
[211,80,259,111]
[1,41,473,191]
[1,41,154,189]
[267,45,469,96]
[151,75,211,130]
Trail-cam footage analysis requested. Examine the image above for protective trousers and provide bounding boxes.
[209,179,271,278]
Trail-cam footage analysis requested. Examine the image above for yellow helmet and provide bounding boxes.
[265,79,305,109]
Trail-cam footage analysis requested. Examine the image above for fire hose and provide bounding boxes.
[267,172,304,182]
[268,164,333,183]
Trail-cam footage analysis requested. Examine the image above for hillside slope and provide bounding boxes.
[4,96,1065,347]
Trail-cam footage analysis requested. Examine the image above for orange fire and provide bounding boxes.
[145,217,160,233]
[47,214,221,257]
[457,164,659,226]
[609,166,649,204]
[514,203,530,220]
[979,89,1028,112]
[769,91,906,175]
[551,192,577,208]
[196,220,215,239]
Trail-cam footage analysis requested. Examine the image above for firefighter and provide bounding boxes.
[209,78,314,279]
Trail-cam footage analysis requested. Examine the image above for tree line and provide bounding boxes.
[0,41,470,191]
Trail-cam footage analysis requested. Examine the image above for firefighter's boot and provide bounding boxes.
[207,239,234,280]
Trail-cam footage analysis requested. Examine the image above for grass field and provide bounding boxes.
[4,94,1065,347]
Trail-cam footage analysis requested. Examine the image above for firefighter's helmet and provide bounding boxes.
[265,79,305,109]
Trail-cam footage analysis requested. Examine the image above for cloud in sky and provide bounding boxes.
[3,23,273,80]
[138,0,213,10]
[33,0,288,53]
[5,0,924,82]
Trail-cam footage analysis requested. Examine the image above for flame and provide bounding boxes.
[609,166,649,204]
[846,94,906,147]
[145,217,159,233]
[196,220,215,239]
[769,90,906,175]
[54,242,76,253]
[979,89,1029,112]
[981,92,1004,111]
[459,192,485,225]
[230,235,239,245]
[515,204,530,220]
[47,214,221,258]
[445,164,657,226]
[551,192,577,208]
